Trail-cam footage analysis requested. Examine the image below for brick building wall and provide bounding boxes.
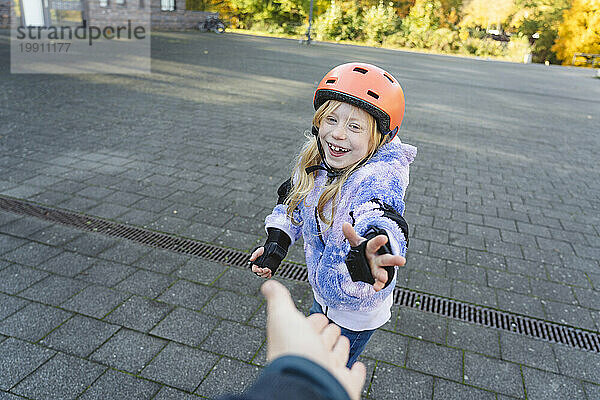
[0,0,10,28]
[0,0,214,29]
[86,0,214,30]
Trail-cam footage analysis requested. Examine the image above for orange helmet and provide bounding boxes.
[314,62,405,141]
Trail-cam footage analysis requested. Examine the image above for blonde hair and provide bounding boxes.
[285,100,385,227]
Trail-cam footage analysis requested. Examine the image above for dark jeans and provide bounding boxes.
[308,299,375,368]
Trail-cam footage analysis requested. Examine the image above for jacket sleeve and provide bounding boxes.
[216,355,351,400]
[264,178,303,244]
[350,173,408,258]
[265,204,303,245]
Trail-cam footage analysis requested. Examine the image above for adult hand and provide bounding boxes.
[249,247,272,278]
[342,222,406,292]
[261,280,366,400]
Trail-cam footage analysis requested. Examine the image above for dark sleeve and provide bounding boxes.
[216,355,351,400]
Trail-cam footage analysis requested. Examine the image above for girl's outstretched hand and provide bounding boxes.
[342,222,406,292]
[249,247,273,278]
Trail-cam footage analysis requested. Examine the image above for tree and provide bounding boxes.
[509,0,571,63]
[402,0,443,47]
[552,0,600,64]
[460,0,515,31]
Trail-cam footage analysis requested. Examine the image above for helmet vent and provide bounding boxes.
[353,67,368,74]
[366,90,380,99]
[383,73,394,83]
[326,79,337,84]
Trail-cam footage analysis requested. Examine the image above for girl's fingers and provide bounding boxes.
[250,247,264,262]
[342,223,364,247]
[365,235,388,255]
[372,280,385,292]
[374,254,406,268]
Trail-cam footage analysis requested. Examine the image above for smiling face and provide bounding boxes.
[317,102,374,170]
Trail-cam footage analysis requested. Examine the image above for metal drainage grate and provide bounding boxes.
[1,195,598,353]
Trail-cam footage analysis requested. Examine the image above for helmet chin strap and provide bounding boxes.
[306,126,344,179]
[306,124,392,180]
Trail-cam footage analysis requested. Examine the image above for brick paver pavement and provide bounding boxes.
[1,29,599,399]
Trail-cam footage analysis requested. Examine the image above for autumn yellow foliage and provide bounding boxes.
[552,0,600,65]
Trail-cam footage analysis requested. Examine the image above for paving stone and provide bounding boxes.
[369,363,433,400]
[361,329,408,367]
[37,251,95,277]
[445,261,486,285]
[546,265,591,288]
[59,196,99,212]
[522,366,586,400]
[133,249,191,275]
[27,224,83,246]
[504,257,548,279]
[12,353,106,400]
[141,342,219,392]
[213,267,265,296]
[496,290,545,319]
[119,209,160,227]
[62,233,119,257]
[0,293,29,321]
[62,285,128,319]
[0,264,48,294]
[202,290,263,322]
[0,338,55,391]
[201,320,264,362]
[79,369,161,400]
[429,242,466,264]
[76,260,136,287]
[90,329,167,374]
[87,203,131,219]
[499,331,558,372]
[216,229,262,252]
[97,241,152,265]
[408,270,452,297]
[179,222,226,242]
[0,241,62,267]
[101,191,145,207]
[407,253,446,276]
[543,301,597,331]
[446,320,500,358]
[395,307,446,344]
[0,235,28,255]
[572,287,600,310]
[115,270,176,299]
[432,378,496,400]
[467,249,506,269]
[0,212,21,228]
[0,302,71,341]
[583,382,600,399]
[463,352,524,398]
[406,339,463,381]
[21,275,89,306]
[451,281,497,307]
[0,390,23,399]
[174,259,227,285]
[197,357,261,398]
[150,307,219,347]
[105,295,173,332]
[487,269,531,294]
[0,217,53,239]
[157,280,217,310]
[529,278,577,304]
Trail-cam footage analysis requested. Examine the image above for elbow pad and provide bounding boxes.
[345,226,395,289]
[252,228,291,275]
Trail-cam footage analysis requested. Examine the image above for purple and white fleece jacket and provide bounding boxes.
[265,140,417,325]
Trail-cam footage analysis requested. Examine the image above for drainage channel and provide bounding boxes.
[1,195,599,353]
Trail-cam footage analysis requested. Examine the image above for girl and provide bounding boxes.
[249,62,416,367]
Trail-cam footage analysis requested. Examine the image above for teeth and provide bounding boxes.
[328,143,349,153]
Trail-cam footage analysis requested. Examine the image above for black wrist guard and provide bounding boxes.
[345,226,395,289]
[251,228,291,275]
